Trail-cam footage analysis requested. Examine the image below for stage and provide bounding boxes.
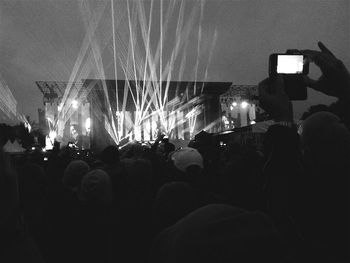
[37,80,262,153]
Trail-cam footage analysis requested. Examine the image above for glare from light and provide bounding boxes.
[230,106,233,111]
[134,125,142,141]
[85,117,91,132]
[42,148,47,152]
[185,108,197,119]
[45,139,52,150]
[241,101,248,109]
[250,120,256,125]
[25,122,32,133]
[49,130,57,142]
[46,117,53,124]
[72,100,78,109]
[232,102,237,107]
[297,124,303,135]
[31,147,35,150]
[58,104,63,112]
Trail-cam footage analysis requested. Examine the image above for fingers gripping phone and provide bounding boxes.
[269,51,309,100]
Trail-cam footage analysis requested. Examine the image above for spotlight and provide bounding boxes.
[45,131,56,151]
[72,100,78,109]
[241,101,248,109]
[85,118,91,132]
[232,102,237,107]
[250,120,256,124]
[49,130,57,141]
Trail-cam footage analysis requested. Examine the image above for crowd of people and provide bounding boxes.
[1,42,349,262]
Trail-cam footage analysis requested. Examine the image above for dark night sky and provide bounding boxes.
[0,0,349,121]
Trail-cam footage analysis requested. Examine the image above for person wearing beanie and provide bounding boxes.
[100,145,120,166]
[153,181,198,233]
[300,111,350,172]
[79,169,113,204]
[297,111,350,260]
[62,160,90,192]
[68,169,114,263]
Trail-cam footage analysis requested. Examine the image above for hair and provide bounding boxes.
[100,145,119,165]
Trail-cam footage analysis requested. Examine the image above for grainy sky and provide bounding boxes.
[0,0,349,121]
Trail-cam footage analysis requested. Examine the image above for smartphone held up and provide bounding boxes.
[269,51,309,100]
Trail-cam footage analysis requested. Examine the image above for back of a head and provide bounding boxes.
[126,158,152,190]
[19,162,46,199]
[154,182,197,230]
[100,145,119,166]
[300,111,350,259]
[170,147,204,186]
[263,124,300,158]
[63,160,90,191]
[164,142,175,156]
[171,147,203,174]
[79,169,113,204]
[300,111,350,170]
[151,204,285,263]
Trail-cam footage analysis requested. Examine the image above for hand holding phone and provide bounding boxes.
[258,76,293,122]
[269,51,309,100]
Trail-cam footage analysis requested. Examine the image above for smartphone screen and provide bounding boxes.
[277,55,304,74]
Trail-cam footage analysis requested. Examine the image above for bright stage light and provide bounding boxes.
[232,102,237,107]
[72,100,78,109]
[85,118,91,132]
[241,101,248,109]
[250,120,256,124]
[49,130,57,141]
[45,130,56,150]
[24,121,32,133]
